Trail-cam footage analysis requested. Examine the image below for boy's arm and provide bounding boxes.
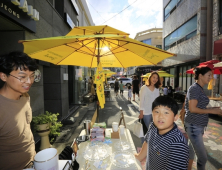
[165,142,189,170]
[134,141,147,161]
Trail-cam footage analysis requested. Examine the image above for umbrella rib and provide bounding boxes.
[100,40,129,57]
[101,40,125,68]
[106,39,156,65]
[78,39,96,54]
[74,27,96,35]
[55,38,96,65]
[89,40,98,68]
[98,25,107,34]
[65,38,96,56]
[104,39,158,65]
[105,37,175,56]
[65,44,94,56]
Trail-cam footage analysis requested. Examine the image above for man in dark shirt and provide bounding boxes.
[132,75,140,101]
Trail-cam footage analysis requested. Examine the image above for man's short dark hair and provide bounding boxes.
[0,51,38,75]
[152,96,179,116]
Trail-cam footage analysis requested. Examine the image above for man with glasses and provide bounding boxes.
[0,51,38,170]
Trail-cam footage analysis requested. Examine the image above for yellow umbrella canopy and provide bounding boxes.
[66,25,130,36]
[20,26,174,67]
[141,71,174,78]
[142,77,148,81]
[102,69,117,76]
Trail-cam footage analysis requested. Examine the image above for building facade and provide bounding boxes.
[213,0,222,94]
[0,0,94,121]
[127,28,163,77]
[162,0,209,92]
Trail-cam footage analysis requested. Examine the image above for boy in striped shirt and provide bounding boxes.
[135,96,189,170]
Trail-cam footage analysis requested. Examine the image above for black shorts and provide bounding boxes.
[120,90,123,93]
[133,88,139,94]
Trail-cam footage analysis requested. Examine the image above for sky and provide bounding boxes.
[86,0,163,38]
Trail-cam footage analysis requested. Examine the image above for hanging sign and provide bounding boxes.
[0,0,39,33]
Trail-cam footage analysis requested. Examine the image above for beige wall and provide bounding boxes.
[135,32,162,47]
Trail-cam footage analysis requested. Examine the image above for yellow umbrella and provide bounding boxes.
[102,69,117,76]
[102,69,116,84]
[66,25,129,37]
[19,26,175,68]
[142,77,148,81]
[141,71,174,78]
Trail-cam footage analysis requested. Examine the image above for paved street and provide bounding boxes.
[100,88,222,170]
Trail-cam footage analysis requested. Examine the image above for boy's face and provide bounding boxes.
[152,105,179,135]
[0,67,35,96]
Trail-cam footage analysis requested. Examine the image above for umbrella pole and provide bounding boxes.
[96,38,100,123]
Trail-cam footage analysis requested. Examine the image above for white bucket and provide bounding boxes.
[34,148,58,170]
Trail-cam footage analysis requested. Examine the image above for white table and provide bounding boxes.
[75,128,142,170]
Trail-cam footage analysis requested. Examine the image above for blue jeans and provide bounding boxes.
[184,122,207,170]
[141,114,153,144]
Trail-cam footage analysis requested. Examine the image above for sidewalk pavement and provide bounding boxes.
[40,87,222,170]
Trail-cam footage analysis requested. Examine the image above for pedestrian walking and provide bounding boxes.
[184,67,222,170]
[128,85,132,101]
[119,81,124,96]
[168,86,173,97]
[139,72,161,143]
[114,78,119,96]
[88,77,93,93]
[163,86,168,96]
[0,51,38,170]
[132,75,140,101]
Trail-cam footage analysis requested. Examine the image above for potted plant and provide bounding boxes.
[32,111,63,150]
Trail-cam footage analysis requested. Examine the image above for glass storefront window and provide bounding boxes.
[164,0,177,20]
[191,65,196,84]
[170,68,175,88]
[142,39,151,45]
[164,15,197,50]
[187,66,191,89]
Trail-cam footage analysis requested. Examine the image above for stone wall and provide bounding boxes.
[162,0,207,66]
[213,0,222,58]
[25,0,73,118]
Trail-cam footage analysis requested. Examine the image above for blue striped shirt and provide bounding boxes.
[185,83,209,127]
[145,123,189,170]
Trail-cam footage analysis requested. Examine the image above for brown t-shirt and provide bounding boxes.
[0,93,35,170]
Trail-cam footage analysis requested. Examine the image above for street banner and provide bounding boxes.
[95,62,105,108]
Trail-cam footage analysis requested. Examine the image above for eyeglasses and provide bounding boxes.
[9,74,35,83]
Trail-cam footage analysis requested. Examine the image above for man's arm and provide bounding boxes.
[134,141,147,161]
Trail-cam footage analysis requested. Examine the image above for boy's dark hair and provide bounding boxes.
[193,67,212,80]
[152,96,179,116]
[0,51,38,75]
[128,85,131,89]
[121,81,122,83]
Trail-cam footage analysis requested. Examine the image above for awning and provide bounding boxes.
[214,39,222,55]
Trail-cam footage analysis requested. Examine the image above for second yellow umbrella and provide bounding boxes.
[141,71,174,78]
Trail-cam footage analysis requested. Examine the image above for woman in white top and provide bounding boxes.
[139,72,161,136]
